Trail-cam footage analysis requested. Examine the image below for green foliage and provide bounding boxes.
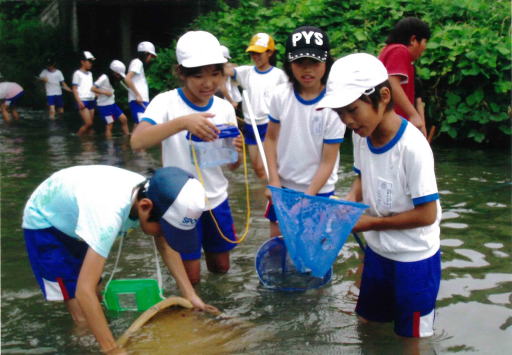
[148,0,510,145]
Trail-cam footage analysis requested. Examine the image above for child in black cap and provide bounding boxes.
[263,26,347,237]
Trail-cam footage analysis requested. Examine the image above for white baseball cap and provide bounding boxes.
[109,60,126,78]
[220,45,231,59]
[317,53,389,109]
[137,41,157,56]
[176,31,227,68]
[81,51,96,61]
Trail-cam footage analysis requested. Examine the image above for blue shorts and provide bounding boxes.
[180,198,238,260]
[6,91,24,106]
[129,100,149,123]
[76,100,96,110]
[47,95,64,108]
[98,103,124,124]
[265,189,335,222]
[23,227,88,301]
[355,246,441,337]
[243,123,268,145]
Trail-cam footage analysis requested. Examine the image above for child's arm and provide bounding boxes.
[61,81,72,93]
[305,142,340,196]
[354,200,437,232]
[91,86,113,97]
[71,85,85,110]
[263,121,281,191]
[124,72,143,104]
[130,113,218,150]
[75,248,120,353]
[154,235,219,313]
[227,135,243,170]
[389,76,426,136]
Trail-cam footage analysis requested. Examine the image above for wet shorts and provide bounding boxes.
[180,198,238,260]
[355,246,441,338]
[47,95,64,108]
[243,122,268,145]
[265,189,335,222]
[129,100,149,124]
[24,227,88,301]
[77,100,95,110]
[98,103,124,124]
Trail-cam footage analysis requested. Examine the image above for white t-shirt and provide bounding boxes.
[353,118,441,262]
[226,77,242,103]
[0,82,23,100]
[22,165,144,258]
[127,58,149,102]
[234,65,287,124]
[268,83,346,193]
[142,88,237,209]
[72,70,95,100]
[39,69,65,96]
[94,74,115,106]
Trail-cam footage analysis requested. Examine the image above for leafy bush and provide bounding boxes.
[149,0,510,145]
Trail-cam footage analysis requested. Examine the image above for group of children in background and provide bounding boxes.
[21,16,442,353]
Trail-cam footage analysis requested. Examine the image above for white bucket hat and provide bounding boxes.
[317,53,389,109]
[176,31,227,68]
[137,41,157,56]
[109,60,126,78]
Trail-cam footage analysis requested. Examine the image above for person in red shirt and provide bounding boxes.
[379,17,430,137]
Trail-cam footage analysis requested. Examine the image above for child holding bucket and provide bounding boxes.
[131,31,243,285]
[91,60,130,138]
[225,33,288,179]
[316,53,441,339]
[264,26,346,237]
[22,165,218,353]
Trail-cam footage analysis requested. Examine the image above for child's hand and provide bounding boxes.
[187,294,220,315]
[184,113,219,141]
[352,214,373,232]
[135,94,144,104]
[78,101,86,110]
[232,135,243,153]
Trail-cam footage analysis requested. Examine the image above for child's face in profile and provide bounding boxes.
[334,99,380,138]
[410,38,428,61]
[182,65,223,106]
[290,58,326,90]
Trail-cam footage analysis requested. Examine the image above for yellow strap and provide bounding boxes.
[189,125,251,244]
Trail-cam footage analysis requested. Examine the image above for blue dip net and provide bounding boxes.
[268,186,368,278]
[255,236,332,292]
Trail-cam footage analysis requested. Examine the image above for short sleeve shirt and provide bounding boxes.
[127,58,149,102]
[39,69,65,96]
[94,74,115,106]
[72,70,95,100]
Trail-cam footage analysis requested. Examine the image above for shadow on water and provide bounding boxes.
[1,109,511,354]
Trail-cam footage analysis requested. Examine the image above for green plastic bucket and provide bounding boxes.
[103,279,164,312]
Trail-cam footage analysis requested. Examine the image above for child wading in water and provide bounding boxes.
[38,59,72,120]
[72,51,96,136]
[317,53,442,341]
[264,26,346,237]
[91,60,130,138]
[131,31,243,285]
[226,33,287,179]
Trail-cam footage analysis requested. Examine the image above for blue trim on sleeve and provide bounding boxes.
[254,66,274,74]
[324,138,344,144]
[367,117,408,154]
[177,87,213,112]
[268,115,280,123]
[232,69,237,81]
[141,117,157,125]
[293,87,326,105]
[413,193,439,206]
[353,166,361,175]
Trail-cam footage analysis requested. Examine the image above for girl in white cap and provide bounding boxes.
[225,33,288,179]
[91,60,130,138]
[125,41,157,127]
[131,31,243,285]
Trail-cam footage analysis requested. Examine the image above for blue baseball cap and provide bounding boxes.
[146,167,205,253]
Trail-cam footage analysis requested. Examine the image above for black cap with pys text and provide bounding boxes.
[285,26,330,62]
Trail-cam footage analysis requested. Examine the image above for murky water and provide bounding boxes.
[1,109,511,354]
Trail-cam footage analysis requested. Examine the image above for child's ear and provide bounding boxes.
[379,86,392,105]
[138,198,154,215]
[409,35,418,46]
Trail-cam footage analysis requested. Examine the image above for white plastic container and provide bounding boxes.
[187,124,240,168]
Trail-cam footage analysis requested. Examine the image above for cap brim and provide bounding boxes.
[180,56,227,68]
[316,91,362,110]
[160,218,199,254]
[287,48,328,62]
[245,45,268,53]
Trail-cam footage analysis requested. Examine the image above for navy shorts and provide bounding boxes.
[355,246,441,337]
[129,100,148,123]
[243,123,268,145]
[98,103,124,124]
[6,91,24,106]
[24,227,88,301]
[265,189,335,222]
[180,198,238,260]
[77,100,95,110]
[47,95,64,108]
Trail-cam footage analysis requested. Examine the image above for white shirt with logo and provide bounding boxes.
[72,70,95,100]
[127,58,149,102]
[39,69,65,96]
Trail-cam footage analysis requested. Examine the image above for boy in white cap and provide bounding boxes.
[72,50,96,136]
[125,41,157,126]
[38,59,72,120]
[22,165,216,353]
[91,60,130,138]
[131,30,242,285]
[317,53,441,339]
